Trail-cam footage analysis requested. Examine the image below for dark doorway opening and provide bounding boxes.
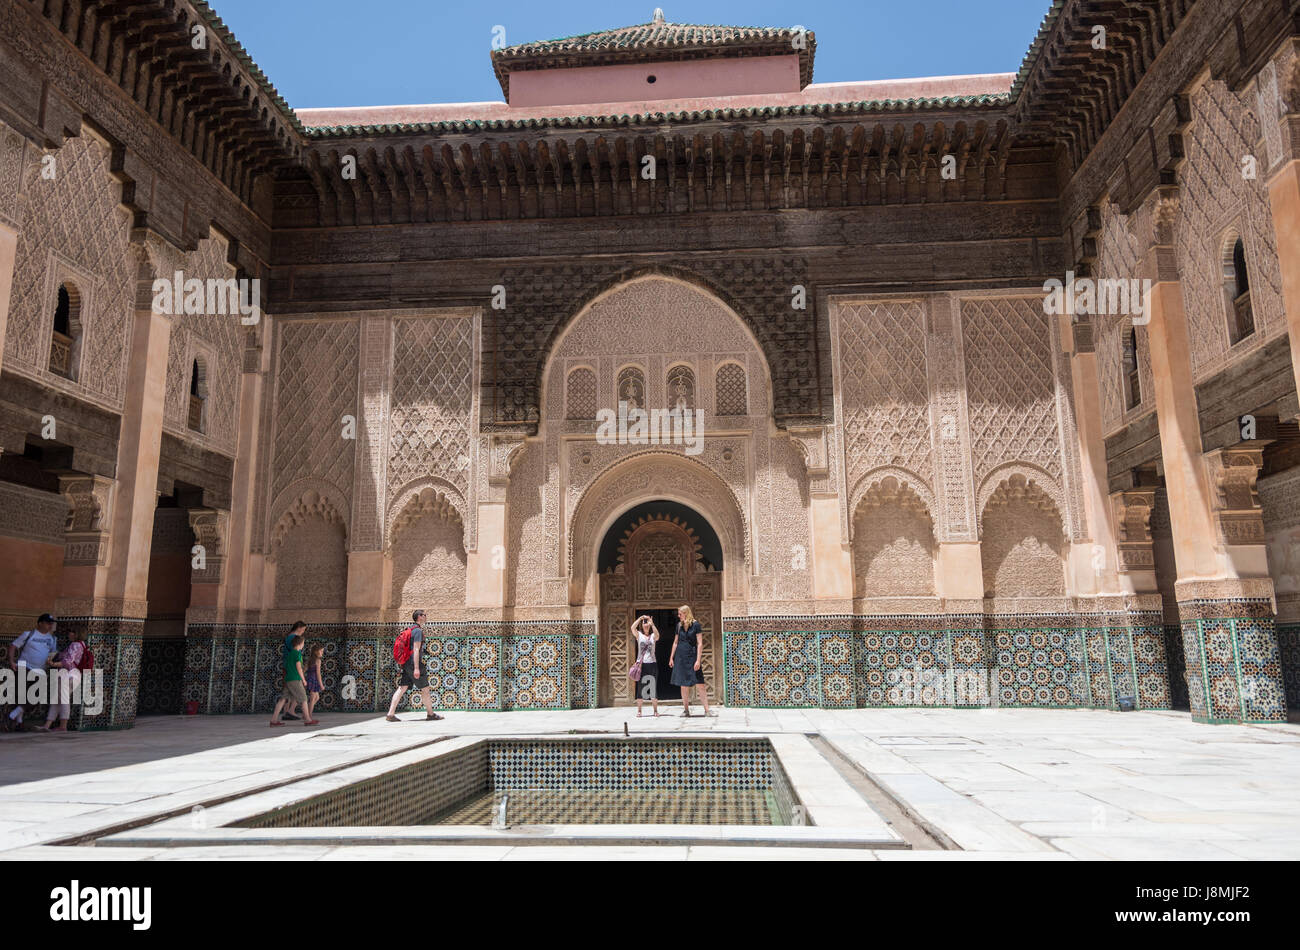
[636,607,681,701]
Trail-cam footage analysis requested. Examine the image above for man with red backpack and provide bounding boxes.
[386,610,443,722]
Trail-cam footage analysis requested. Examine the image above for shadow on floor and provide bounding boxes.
[0,713,381,787]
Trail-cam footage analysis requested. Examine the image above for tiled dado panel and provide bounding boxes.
[722,617,1173,711]
[1278,624,1300,712]
[184,625,346,715]
[137,637,186,716]
[197,623,600,714]
[1179,602,1288,724]
[1164,625,1191,711]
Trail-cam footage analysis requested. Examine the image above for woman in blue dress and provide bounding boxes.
[669,604,711,717]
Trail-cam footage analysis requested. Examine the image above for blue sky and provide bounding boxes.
[211,0,1053,109]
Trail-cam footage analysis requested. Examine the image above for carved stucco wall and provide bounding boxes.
[981,476,1067,598]
[267,318,360,530]
[275,514,348,610]
[4,132,134,410]
[834,299,933,523]
[1261,467,1300,623]
[1094,199,1156,437]
[517,275,816,610]
[0,122,28,233]
[852,480,937,598]
[161,232,244,457]
[1176,79,1287,382]
[390,505,468,611]
[963,294,1078,543]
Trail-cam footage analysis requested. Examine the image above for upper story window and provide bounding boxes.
[1123,328,1141,411]
[616,366,646,410]
[666,364,695,411]
[48,283,80,380]
[715,363,747,415]
[565,367,597,420]
[188,359,206,433]
[1223,234,1254,344]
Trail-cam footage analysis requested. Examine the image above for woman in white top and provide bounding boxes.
[629,615,661,718]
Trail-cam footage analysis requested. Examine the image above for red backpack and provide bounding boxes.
[393,627,415,665]
[75,644,94,671]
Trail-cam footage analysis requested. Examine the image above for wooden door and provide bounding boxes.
[598,514,722,706]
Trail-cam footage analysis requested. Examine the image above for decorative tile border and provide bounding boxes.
[718,614,1189,713]
[1278,623,1300,712]
[138,637,185,716]
[1179,605,1287,724]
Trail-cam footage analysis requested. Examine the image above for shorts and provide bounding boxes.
[398,658,428,689]
[281,680,308,704]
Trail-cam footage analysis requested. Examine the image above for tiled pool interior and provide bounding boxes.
[236,738,803,828]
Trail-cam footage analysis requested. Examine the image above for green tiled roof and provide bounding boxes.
[192,0,305,135]
[302,94,1009,139]
[491,18,817,96]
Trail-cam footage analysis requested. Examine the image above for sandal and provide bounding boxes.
[425,713,444,721]
[385,715,400,722]
[303,719,321,726]
[269,721,284,727]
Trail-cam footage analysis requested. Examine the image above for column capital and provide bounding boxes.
[1203,446,1267,547]
[1134,185,1182,282]
[1108,487,1157,575]
[57,473,116,567]
[786,425,832,490]
[187,507,230,583]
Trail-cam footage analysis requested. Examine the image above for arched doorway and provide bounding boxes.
[598,502,723,706]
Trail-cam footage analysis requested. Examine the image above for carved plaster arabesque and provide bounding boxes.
[188,507,229,583]
[58,473,115,567]
[1109,488,1157,573]
[1204,447,1267,547]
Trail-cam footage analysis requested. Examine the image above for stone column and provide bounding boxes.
[220,327,269,623]
[345,314,390,624]
[1138,187,1285,723]
[469,434,525,608]
[186,508,228,620]
[788,425,853,609]
[0,219,17,377]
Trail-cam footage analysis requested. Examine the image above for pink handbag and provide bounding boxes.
[628,661,643,681]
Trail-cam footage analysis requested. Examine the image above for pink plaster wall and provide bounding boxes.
[0,537,63,636]
[507,55,801,107]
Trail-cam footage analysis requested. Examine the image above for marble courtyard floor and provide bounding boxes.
[1,706,1297,861]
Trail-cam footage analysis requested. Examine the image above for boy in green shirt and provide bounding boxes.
[270,633,310,727]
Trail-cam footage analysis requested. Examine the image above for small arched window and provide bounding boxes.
[48,283,80,379]
[666,365,695,411]
[1223,234,1255,344]
[616,366,646,411]
[188,359,206,433]
[1123,328,1141,410]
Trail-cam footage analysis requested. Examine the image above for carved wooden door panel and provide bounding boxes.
[600,573,632,706]
[692,574,722,698]
[599,514,722,706]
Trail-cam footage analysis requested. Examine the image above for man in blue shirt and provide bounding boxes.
[4,614,59,731]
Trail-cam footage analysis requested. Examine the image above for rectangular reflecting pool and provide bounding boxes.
[236,738,802,827]
[100,733,905,849]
